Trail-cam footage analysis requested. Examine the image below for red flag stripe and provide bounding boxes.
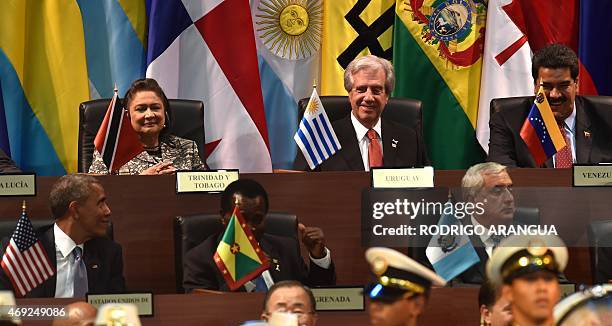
[22,249,43,284]
[10,244,36,291]
[33,243,54,276]
[2,255,26,296]
[6,245,33,293]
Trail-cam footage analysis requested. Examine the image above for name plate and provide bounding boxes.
[0,174,36,196]
[573,165,612,186]
[87,293,153,316]
[311,287,364,311]
[372,167,434,188]
[176,170,239,193]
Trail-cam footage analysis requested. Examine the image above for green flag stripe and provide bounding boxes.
[221,215,236,245]
[392,17,484,169]
[234,252,263,280]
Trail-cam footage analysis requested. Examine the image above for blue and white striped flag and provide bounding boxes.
[426,201,480,281]
[294,88,341,170]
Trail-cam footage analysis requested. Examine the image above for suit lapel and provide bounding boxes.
[574,97,592,163]
[84,240,100,293]
[381,119,397,166]
[260,236,282,282]
[37,227,57,297]
[335,116,365,171]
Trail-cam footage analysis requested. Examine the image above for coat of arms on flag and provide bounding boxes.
[214,207,269,291]
[294,87,341,170]
[1,202,54,297]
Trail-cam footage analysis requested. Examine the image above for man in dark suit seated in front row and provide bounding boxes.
[487,43,612,167]
[183,179,336,292]
[0,174,125,297]
[294,55,428,171]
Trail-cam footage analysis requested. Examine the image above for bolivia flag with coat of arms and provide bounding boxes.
[214,207,270,291]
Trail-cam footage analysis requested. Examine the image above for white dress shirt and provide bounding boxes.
[350,113,382,171]
[470,216,496,258]
[553,105,576,167]
[53,224,84,298]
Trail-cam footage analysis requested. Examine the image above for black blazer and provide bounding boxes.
[487,96,612,167]
[0,225,126,297]
[0,148,20,173]
[294,115,428,171]
[183,232,336,291]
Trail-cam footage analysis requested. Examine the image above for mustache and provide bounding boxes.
[547,96,567,105]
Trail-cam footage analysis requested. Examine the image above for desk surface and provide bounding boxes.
[0,169,599,293]
[17,288,479,325]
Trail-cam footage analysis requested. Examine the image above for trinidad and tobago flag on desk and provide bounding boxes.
[214,207,269,291]
[93,87,143,172]
[519,86,567,166]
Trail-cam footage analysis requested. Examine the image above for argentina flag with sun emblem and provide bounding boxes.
[251,0,323,169]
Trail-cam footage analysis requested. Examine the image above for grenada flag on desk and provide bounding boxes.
[214,206,270,291]
[393,0,486,169]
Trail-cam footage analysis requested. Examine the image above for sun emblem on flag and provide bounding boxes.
[255,0,322,60]
[306,97,319,114]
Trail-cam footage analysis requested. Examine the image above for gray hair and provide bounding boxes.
[49,174,102,219]
[343,55,395,94]
[462,162,507,200]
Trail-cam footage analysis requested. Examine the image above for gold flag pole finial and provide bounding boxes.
[312,80,317,89]
[113,82,118,94]
[21,200,26,214]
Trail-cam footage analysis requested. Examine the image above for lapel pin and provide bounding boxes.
[91,264,99,269]
[392,139,398,148]
[584,131,591,139]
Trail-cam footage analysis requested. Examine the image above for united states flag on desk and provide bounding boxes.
[294,88,341,170]
[1,205,54,296]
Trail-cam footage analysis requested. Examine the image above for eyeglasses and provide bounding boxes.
[539,81,575,93]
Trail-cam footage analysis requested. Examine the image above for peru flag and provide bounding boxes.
[146,0,272,172]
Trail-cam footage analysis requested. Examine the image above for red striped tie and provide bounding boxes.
[367,129,383,169]
[556,123,573,168]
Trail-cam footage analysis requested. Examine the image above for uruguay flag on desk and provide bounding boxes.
[519,87,567,166]
[294,87,341,170]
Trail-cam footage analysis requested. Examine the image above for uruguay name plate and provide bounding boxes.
[87,293,153,316]
[0,174,36,196]
[573,165,612,187]
[311,287,364,311]
[176,170,239,193]
[372,167,434,188]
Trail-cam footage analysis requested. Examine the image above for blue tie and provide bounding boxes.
[72,247,88,297]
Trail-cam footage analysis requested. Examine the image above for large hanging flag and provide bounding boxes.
[393,0,486,169]
[321,0,395,95]
[214,207,270,291]
[93,87,143,173]
[579,0,612,96]
[426,201,479,281]
[146,0,272,172]
[476,0,532,152]
[294,87,341,170]
[1,202,55,297]
[519,87,566,166]
[250,0,323,169]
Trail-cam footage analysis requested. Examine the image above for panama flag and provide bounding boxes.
[476,0,533,153]
[146,0,272,172]
[250,0,323,169]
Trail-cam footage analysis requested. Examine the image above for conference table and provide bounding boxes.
[17,287,479,325]
[0,169,607,324]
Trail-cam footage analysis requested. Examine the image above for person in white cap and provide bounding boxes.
[365,247,446,326]
[554,284,611,326]
[487,234,568,326]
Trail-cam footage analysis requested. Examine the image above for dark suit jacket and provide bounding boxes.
[183,232,336,291]
[294,115,428,171]
[0,225,126,297]
[487,96,612,167]
[0,149,21,173]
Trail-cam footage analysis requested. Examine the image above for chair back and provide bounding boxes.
[0,219,113,240]
[173,212,297,293]
[587,219,612,284]
[78,99,205,172]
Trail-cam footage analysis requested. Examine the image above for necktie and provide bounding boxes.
[556,123,573,168]
[72,247,88,297]
[367,129,383,169]
[254,274,268,292]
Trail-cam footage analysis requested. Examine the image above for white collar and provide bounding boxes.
[470,215,493,244]
[563,103,576,131]
[53,223,83,259]
[350,112,382,141]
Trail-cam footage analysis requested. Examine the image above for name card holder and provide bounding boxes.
[371,167,434,188]
[311,286,364,311]
[176,170,239,194]
[0,173,36,197]
[87,293,154,317]
[573,165,612,187]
